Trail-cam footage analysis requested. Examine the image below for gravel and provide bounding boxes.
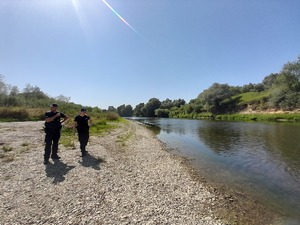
[0,120,226,225]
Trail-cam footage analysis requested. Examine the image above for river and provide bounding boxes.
[130,117,300,224]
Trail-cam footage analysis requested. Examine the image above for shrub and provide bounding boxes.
[105,111,119,121]
[0,107,29,121]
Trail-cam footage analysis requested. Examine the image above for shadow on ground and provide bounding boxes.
[45,159,75,184]
[78,153,104,170]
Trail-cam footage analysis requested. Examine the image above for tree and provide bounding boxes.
[262,73,279,89]
[281,56,300,78]
[55,94,70,103]
[160,98,173,109]
[269,72,300,109]
[0,75,8,106]
[0,75,8,95]
[183,104,194,114]
[197,83,235,114]
[117,104,133,117]
[155,108,170,118]
[143,98,161,117]
[172,98,186,108]
[123,105,133,117]
[5,96,19,106]
[92,107,102,114]
[21,84,48,107]
[108,106,117,113]
[23,84,47,99]
[117,104,125,116]
[133,103,145,117]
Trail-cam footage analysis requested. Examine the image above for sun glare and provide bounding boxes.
[71,0,85,27]
[70,0,91,40]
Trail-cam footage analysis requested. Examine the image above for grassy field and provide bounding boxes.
[60,116,125,148]
[0,107,124,148]
[214,112,300,122]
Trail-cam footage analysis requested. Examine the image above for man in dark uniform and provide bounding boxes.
[44,103,68,164]
[73,108,92,157]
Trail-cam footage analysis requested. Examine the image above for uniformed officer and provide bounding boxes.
[73,108,92,157]
[44,103,68,164]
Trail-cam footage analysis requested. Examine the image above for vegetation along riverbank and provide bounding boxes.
[1,56,300,124]
[112,56,300,121]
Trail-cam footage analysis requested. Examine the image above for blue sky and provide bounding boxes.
[1,0,300,109]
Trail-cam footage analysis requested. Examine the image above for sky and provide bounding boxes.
[1,0,300,109]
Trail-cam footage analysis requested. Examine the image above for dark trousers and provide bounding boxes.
[44,130,61,159]
[78,129,89,153]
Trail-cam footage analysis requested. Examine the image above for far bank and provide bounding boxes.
[169,110,300,123]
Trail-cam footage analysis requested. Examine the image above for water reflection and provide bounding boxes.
[197,121,300,178]
[264,124,300,171]
[197,121,242,154]
[196,120,300,217]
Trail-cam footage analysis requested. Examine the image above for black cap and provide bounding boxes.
[81,108,86,112]
[50,103,58,107]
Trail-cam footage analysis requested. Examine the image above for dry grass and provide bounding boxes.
[2,145,13,152]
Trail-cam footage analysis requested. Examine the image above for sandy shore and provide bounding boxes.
[0,120,280,224]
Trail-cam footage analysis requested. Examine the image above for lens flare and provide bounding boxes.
[102,0,138,34]
[101,0,156,48]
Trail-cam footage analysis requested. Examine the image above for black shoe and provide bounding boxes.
[80,151,87,157]
[43,159,49,165]
[51,155,61,159]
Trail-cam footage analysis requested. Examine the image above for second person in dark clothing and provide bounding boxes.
[73,108,92,157]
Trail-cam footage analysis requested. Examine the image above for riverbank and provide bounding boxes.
[171,110,300,123]
[0,120,281,224]
[214,110,300,122]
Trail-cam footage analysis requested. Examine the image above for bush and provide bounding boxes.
[105,111,119,121]
[0,107,29,121]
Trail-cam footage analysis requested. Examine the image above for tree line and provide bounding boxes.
[112,55,300,118]
[1,55,299,119]
[0,78,105,120]
[0,81,70,108]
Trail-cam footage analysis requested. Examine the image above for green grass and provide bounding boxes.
[21,142,30,147]
[0,146,15,162]
[0,107,121,122]
[60,117,124,148]
[2,155,15,162]
[233,91,271,105]
[116,129,134,146]
[2,145,13,152]
[60,126,76,149]
[215,113,300,122]
[0,106,122,149]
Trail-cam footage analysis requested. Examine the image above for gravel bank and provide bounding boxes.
[0,120,225,225]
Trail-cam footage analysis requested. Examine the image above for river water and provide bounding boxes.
[130,117,300,224]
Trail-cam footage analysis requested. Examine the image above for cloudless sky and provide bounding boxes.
[1,0,300,109]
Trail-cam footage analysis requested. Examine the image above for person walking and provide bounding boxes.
[44,103,68,164]
[73,108,92,157]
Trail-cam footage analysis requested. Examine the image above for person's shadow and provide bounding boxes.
[78,152,104,170]
[45,159,75,184]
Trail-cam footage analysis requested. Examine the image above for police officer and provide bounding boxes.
[73,108,92,157]
[44,103,68,164]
